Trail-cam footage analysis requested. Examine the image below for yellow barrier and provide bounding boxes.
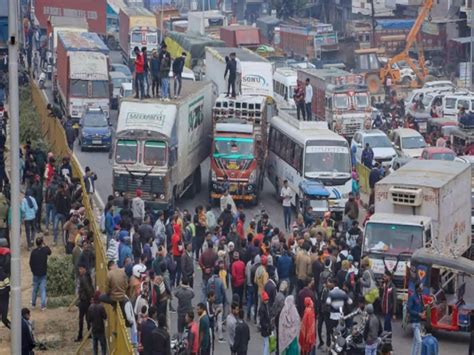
[30,84,133,354]
[356,162,371,194]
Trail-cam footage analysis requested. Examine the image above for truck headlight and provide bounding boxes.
[248,170,257,184]
[211,170,217,182]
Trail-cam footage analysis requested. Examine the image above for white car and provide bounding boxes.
[423,80,456,90]
[351,129,397,165]
[110,72,131,109]
[390,128,426,158]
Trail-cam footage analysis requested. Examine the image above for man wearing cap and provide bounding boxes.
[259,291,272,355]
[364,304,382,355]
[88,291,107,355]
[132,189,145,228]
[29,236,51,311]
[133,46,145,99]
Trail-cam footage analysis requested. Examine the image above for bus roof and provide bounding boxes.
[274,67,297,78]
[270,113,347,146]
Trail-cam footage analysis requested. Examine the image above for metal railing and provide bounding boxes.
[30,83,133,354]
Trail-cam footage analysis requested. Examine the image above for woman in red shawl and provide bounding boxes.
[299,297,316,355]
[171,222,183,286]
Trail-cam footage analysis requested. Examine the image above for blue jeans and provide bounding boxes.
[44,203,55,230]
[53,213,67,244]
[161,77,170,99]
[32,275,47,308]
[283,206,291,230]
[135,72,144,98]
[144,71,149,95]
[365,341,378,355]
[384,313,392,332]
[263,336,269,355]
[92,333,107,355]
[246,284,254,318]
[411,323,422,355]
[24,220,35,248]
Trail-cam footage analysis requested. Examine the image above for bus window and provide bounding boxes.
[286,140,295,164]
[294,145,303,172]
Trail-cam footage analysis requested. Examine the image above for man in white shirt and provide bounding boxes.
[304,78,313,121]
[280,180,293,232]
[220,189,237,214]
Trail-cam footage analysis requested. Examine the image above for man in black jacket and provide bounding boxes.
[0,238,10,329]
[172,52,186,99]
[150,49,160,98]
[151,313,171,354]
[21,308,35,354]
[29,236,51,310]
[258,291,272,354]
[76,263,94,342]
[232,309,250,355]
[87,291,107,355]
[140,305,157,355]
[224,52,237,98]
[53,183,71,245]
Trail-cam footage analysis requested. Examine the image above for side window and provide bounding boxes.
[169,146,178,166]
[280,135,288,160]
[286,140,295,166]
[459,99,469,109]
[422,151,427,159]
[294,145,302,173]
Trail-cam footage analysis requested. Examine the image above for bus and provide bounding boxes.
[273,67,297,109]
[267,109,352,218]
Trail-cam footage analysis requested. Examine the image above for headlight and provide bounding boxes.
[211,170,217,182]
[248,170,257,184]
[114,191,120,197]
[104,131,112,137]
[159,194,165,200]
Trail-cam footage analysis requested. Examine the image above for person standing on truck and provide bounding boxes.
[159,44,171,101]
[141,46,150,99]
[224,53,237,99]
[280,180,293,232]
[235,54,242,96]
[294,81,306,121]
[172,52,186,99]
[150,49,161,98]
[133,47,145,100]
[304,78,313,121]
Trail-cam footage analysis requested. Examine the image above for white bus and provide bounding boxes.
[273,67,297,109]
[267,109,352,217]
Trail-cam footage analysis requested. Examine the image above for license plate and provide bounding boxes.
[229,184,238,192]
[92,139,101,145]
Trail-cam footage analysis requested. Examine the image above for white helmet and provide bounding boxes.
[132,264,146,279]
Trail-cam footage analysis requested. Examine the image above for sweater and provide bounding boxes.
[173,285,194,314]
[21,196,38,221]
[29,246,51,277]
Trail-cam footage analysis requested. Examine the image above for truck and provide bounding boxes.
[297,68,371,138]
[56,31,111,121]
[118,6,158,67]
[0,0,7,55]
[205,47,273,99]
[209,95,269,205]
[34,0,107,34]
[47,16,89,65]
[363,160,472,300]
[113,81,213,209]
[219,26,261,49]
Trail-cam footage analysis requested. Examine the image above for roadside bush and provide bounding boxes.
[19,86,49,151]
[46,255,75,297]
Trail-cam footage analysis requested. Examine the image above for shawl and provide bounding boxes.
[278,295,300,352]
[299,297,316,352]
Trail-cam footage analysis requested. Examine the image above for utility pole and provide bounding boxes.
[470,5,474,89]
[7,0,21,353]
[160,0,164,44]
[370,0,376,47]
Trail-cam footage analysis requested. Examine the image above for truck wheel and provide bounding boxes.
[107,37,116,50]
[366,74,381,94]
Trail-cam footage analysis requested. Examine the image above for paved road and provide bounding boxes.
[41,50,472,354]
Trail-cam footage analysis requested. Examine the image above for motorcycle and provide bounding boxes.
[170,329,188,355]
[38,70,46,89]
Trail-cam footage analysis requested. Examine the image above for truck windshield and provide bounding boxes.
[364,223,423,254]
[115,139,137,164]
[91,80,109,98]
[131,32,142,43]
[144,141,167,166]
[214,137,254,159]
[147,33,158,45]
[70,79,88,97]
[304,143,351,175]
[402,136,426,149]
[354,93,368,108]
[84,113,107,127]
[334,94,349,109]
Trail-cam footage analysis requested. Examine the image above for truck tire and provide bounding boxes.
[366,74,381,94]
[107,37,116,50]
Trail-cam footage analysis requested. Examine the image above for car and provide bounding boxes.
[419,147,456,161]
[423,80,456,90]
[351,129,397,165]
[389,128,426,158]
[78,107,112,151]
[110,72,131,109]
[117,82,133,112]
[110,63,132,81]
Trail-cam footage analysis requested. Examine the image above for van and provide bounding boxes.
[406,88,453,116]
[442,92,474,118]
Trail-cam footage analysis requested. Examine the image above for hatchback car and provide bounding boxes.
[110,63,132,81]
[390,128,426,158]
[351,129,397,165]
[79,108,112,151]
[419,147,456,161]
[110,71,131,109]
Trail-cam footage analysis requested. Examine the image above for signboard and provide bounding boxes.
[334,75,365,86]
[305,146,349,154]
[187,96,205,154]
[241,61,273,98]
[314,33,338,47]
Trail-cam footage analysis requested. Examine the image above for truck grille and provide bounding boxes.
[114,174,165,199]
[343,122,363,136]
[389,186,423,206]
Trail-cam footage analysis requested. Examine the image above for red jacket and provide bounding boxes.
[171,224,183,257]
[135,53,144,74]
[236,220,245,240]
[231,259,246,288]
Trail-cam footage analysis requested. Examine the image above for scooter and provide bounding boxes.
[170,329,188,355]
[38,70,46,89]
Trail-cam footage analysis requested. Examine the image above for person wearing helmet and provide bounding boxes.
[130,264,146,303]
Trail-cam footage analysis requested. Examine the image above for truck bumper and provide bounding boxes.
[209,181,258,201]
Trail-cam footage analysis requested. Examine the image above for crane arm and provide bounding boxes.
[381,0,433,83]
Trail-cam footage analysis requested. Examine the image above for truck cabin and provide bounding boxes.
[130,26,158,57]
[298,180,330,223]
[327,84,370,112]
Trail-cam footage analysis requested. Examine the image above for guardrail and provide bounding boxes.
[30,84,133,354]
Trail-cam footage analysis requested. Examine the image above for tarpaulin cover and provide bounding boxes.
[166,31,224,60]
[58,31,109,54]
[375,19,415,30]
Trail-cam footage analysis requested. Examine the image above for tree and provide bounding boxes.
[271,0,307,19]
